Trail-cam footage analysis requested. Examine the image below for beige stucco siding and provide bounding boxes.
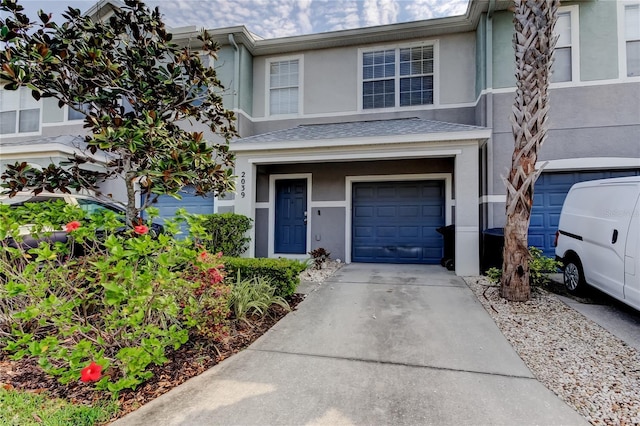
[439,32,477,105]
[252,32,478,118]
[304,47,359,114]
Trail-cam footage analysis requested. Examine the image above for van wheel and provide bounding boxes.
[563,258,585,295]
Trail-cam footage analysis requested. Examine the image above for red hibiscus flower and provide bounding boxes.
[207,267,224,284]
[199,251,208,260]
[65,221,82,232]
[80,361,102,383]
[133,225,149,235]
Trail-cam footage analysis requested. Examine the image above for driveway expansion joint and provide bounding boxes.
[324,280,466,288]
[248,348,535,381]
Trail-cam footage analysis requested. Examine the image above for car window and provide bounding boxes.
[76,199,123,216]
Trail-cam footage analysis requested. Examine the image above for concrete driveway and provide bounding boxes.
[114,263,585,425]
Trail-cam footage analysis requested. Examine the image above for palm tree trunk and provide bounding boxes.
[501,0,559,301]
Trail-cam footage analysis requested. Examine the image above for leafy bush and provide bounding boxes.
[308,247,331,270]
[0,201,231,396]
[223,257,308,297]
[179,211,253,257]
[485,246,562,287]
[229,273,290,323]
[179,252,232,342]
[485,267,502,285]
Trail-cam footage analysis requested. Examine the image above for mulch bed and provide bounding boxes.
[0,293,305,422]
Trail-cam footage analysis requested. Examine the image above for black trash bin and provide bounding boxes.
[436,224,455,271]
[482,227,504,272]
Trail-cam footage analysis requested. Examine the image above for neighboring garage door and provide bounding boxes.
[530,169,640,257]
[145,186,215,223]
[352,180,445,264]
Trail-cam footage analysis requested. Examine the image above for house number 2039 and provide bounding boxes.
[240,172,246,198]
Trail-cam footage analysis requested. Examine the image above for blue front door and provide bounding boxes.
[275,179,307,254]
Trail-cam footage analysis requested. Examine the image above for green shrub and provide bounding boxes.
[0,201,231,396]
[223,257,308,297]
[180,211,253,257]
[229,273,290,323]
[485,267,502,285]
[179,252,232,342]
[484,246,562,287]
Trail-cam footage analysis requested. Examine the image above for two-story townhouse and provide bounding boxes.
[1,0,639,276]
[485,0,640,260]
[223,0,639,276]
[226,11,493,276]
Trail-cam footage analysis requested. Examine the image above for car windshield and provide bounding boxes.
[76,199,123,216]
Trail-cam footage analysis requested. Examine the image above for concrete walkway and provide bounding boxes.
[550,274,640,351]
[114,264,586,425]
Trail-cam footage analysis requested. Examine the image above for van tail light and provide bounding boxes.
[553,230,559,247]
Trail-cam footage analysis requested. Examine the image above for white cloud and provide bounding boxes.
[149,0,469,37]
[12,0,470,39]
[403,0,468,21]
[361,0,400,27]
[379,0,400,25]
[297,0,313,34]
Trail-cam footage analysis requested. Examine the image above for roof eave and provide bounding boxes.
[230,129,492,153]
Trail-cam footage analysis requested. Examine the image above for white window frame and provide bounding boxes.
[265,55,304,117]
[358,40,439,111]
[618,1,640,79]
[0,86,42,136]
[551,5,580,84]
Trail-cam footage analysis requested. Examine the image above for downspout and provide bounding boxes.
[228,33,241,135]
[486,0,496,227]
[488,0,496,18]
[226,33,242,216]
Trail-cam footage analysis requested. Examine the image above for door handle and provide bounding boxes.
[304,211,308,225]
[612,229,618,244]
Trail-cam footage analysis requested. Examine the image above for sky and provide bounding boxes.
[4,0,470,39]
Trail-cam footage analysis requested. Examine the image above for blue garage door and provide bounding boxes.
[352,180,445,264]
[530,169,640,257]
[144,186,215,223]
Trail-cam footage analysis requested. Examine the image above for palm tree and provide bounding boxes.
[501,0,559,301]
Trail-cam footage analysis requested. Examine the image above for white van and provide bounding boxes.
[555,176,640,310]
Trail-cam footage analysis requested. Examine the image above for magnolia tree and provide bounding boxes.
[0,0,236,226]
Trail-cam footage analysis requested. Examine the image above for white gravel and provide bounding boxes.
[299,260,344,283]
[464,276,640,425]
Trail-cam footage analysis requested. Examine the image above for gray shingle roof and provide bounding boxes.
[0,134,86,148]
[235,118,488,144]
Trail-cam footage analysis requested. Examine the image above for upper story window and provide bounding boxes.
[0,87,40,135]
[361,43,435,110]
[199,53,214,69]
[624,4,640,77]
[552,6,579,83]
[68,103,90,121]
[268,57,301,115]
